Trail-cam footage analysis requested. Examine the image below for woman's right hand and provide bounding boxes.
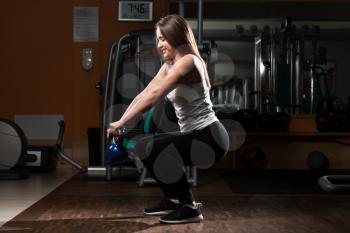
[106,121,125,139]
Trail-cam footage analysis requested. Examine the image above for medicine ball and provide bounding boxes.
[241,147,268,170]
[316,111,348,132]
[316,113,334,132]
[306,151,329,172]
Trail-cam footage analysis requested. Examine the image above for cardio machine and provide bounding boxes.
[0,119,33,179]
[0,118,58,180]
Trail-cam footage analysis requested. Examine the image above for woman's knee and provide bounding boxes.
[135,136,154,160]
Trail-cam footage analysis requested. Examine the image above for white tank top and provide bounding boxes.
[166,56,218,133]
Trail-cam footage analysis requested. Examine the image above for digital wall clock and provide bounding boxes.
[118,1,153,22]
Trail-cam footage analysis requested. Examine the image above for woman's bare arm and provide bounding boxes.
[116,55,195,127]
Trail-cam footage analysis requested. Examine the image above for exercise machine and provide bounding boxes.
[0,119,58,180]
[0,119,32,179]
[57,30,161,181]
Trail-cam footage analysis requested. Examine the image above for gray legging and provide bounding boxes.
[136,120,229,204]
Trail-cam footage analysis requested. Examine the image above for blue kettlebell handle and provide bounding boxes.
[112,136,120,145]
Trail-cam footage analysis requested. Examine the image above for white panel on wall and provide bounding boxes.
[14,115,64,140]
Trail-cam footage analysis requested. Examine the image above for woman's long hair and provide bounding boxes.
[155,14,211,89]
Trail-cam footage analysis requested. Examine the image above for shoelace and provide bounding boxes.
[184,202,202,210]
[168,198,180,204]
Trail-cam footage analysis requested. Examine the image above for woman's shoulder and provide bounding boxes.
[173,54,198,71]
[181,54,205,78]
[163,54,200,77]
[178,54,198,64]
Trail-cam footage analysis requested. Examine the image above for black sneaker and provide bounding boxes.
[144,198,182,216]
[159,202,203,224]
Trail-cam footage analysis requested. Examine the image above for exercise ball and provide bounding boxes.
[241,147,268,170]
[306,151,329,172]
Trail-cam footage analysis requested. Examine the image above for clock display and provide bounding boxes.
[118,1,153,22]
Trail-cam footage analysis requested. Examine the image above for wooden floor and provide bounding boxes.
[2,170,350,233]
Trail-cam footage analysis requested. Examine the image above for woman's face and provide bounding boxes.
[156,27,176,62]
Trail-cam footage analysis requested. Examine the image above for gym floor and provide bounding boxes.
[0,167,76,228]
[1,167,350,233]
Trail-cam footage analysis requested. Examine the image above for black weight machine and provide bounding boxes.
[56,30,160,182]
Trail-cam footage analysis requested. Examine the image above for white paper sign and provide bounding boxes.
[74,7,99,42]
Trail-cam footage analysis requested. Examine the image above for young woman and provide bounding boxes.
[107,14,229,224]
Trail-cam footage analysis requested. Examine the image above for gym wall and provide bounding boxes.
[0,0,168,141]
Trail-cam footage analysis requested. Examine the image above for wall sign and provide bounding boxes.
[74,7,99,42]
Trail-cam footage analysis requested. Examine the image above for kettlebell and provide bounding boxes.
[105,136,125,165]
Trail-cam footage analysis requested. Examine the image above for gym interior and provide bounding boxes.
[1,0,350,232]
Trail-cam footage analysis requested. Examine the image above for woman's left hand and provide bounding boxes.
[106,121,125,139]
